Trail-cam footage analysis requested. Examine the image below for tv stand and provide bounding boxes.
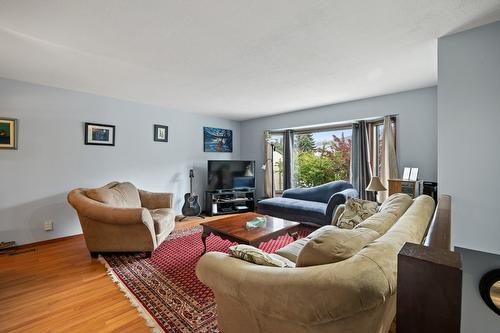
[205,189,256,217]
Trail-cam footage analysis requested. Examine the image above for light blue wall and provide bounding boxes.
[240,87,437,198]
[0,78,240,245]
[438,20,500,332]
[438,20,500,256]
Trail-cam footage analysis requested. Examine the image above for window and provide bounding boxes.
[370,119,396,177]
[293,128,352,187]
[270,133,284,195]
[373,123,384,176]
[268,118,395,193]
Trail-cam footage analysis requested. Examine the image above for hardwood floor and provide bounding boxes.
[0,216,222,333]
[0,215,397,332]
[0,234,150,333]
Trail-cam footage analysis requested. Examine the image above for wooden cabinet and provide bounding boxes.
[388,179,422,198]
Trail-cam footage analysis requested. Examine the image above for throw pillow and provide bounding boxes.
[229,244,294,268]
[336,198,378,229]
[86,182,141,208]
[296,227,380,267]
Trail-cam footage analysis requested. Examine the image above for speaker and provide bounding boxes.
[422,181,438,202]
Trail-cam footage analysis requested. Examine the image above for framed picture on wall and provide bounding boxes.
[203,127,233,152]
[154,124,168,142]
[0,117,17,150]
[84,122,115,146]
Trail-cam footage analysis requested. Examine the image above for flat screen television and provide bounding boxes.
[207,160,255,191]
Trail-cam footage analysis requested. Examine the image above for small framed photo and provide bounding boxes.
[154,124,168,142]
[402,167,411,180]
[0,118,17,150]
[85,122,115,146]
[409,168,419,181]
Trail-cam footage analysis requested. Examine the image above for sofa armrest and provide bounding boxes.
[331,204,346,225]
[196,252,387,325]
[325,188,358,224]
[139,190,173,209]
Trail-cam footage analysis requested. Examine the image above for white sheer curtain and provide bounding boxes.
[379,116,398,202]
[263,131,274,198]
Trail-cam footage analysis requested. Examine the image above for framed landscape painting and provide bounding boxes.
[85,122,115,146]
[204,127,232,152]
[0,118,17,150]
[154,124,168,142]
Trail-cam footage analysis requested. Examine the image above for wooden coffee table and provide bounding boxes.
[200,212,300,255]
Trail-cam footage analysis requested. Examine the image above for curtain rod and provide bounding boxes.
[268,114,398,134]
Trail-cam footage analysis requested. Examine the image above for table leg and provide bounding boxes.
[249,241,261,249]
[201,230,210,255]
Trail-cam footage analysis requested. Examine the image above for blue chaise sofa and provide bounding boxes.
[256,180,358,226]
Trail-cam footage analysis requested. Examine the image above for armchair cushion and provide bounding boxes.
[150,208,176,235]
[86,182,141,208]
[139,190,173,209]
[296,227,380,267]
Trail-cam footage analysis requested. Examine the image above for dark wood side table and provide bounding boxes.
[200,212,300,255]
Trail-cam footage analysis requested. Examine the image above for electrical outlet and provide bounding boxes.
[44,220,53,231]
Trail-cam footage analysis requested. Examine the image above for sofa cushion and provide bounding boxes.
[336,198,378,229]
[274,238,309,262]
[257,197,327,225]
[229,245,295,268]
[378,193,413,218]
[354,211,398,235]
[86,182,141,208]
[352,193,414,236]
[296,227,380,267]
[274,225,337,262]
[150,208,175,235]
[356,195,436,293]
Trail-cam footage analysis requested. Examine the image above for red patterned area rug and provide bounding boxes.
[99,225,312,333]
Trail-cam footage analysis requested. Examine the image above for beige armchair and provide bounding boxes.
[68,181,175,258]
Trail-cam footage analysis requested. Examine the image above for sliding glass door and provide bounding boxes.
[270,133,284,196]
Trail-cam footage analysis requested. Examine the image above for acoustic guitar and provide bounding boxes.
[180,169,203,220]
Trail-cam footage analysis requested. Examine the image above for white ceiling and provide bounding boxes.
[1,1,500,120]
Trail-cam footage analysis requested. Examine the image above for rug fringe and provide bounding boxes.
[98,255,165,333]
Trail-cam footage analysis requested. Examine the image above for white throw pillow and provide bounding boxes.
[336,198,378,229]
[229,244,294,267]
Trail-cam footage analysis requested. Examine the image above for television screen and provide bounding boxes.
[207,160,255,191]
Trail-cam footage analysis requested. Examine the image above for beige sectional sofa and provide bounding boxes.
[196,194,436,333]
[68,181,175,257]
